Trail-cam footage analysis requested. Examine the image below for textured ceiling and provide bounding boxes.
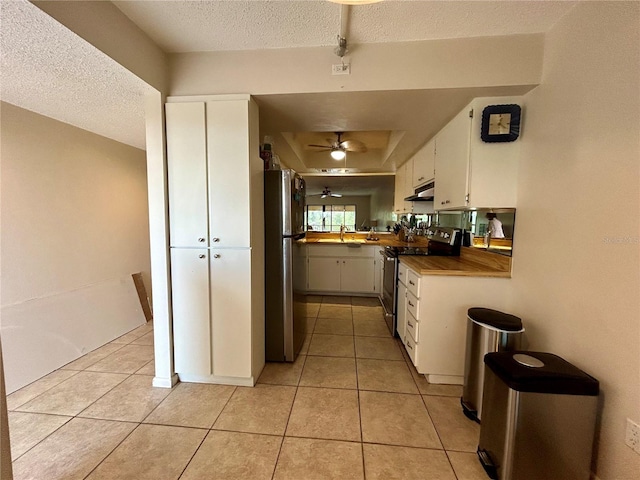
[0,0,155,149]
[0,0,576,168]
[113,0,576,53]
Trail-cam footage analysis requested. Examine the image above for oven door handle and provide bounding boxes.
[379,250,396,262]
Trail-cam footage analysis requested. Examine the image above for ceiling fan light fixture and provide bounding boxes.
[331,148,346,160]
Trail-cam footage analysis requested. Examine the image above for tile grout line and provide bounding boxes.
[81,421,142,479]
[6,370,82,411]
[9,414,74,463]
[176,427,210,479]
[353,308,368,480]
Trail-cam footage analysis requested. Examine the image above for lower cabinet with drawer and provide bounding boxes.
[397,260,513,385]
[307,244,378,295]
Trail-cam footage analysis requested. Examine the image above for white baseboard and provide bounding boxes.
[176,373,256,387]
[152,374,179,389]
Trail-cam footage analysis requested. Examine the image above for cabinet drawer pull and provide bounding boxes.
[418,176,424,181]
[212,237,220,242]
[213,254,221,259]
[198,254,206,259]
[198,237,205,243]
[409,280,415,286]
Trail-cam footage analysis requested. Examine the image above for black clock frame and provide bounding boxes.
[481,104,522,143]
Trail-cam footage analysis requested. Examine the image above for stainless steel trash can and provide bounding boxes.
[461,308,524,422]
[477,351,599,480]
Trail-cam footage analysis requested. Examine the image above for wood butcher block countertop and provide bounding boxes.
[400,247,511,278]
[302,233,511,278]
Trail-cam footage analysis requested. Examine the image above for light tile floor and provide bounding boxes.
[7,296,488,480]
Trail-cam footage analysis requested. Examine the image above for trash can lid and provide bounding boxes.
[484,351,599,396]
[467,307,523,331]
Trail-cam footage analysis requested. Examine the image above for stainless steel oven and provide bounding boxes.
[380,248,398,336]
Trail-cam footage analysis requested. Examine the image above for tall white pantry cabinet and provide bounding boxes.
[165,95,265,386]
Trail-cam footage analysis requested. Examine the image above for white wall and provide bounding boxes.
[0,103,151,392]
[370,185,395,231]
[512,3,640,479]
[169,34,543,96]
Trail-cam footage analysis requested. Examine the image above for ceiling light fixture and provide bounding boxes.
[331,148,347,160]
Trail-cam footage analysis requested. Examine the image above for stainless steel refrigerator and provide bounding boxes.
[264,169,306,362]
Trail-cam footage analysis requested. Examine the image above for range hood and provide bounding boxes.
[405,181,434,201]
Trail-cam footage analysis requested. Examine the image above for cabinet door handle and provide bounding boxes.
[213,254,221,259]
[198,254,206,259]
[406,343,413,350]
[418,176,424,181]
[445,200,450,204]
[198,237,205,243]
[408,300,414,307]
[343,261,346,264]
[409,280,415,286]
[212,237,220,242]
[408,321,413,327]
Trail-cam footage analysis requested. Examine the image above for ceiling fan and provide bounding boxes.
[308,132,367,160]
[310,187,343,198]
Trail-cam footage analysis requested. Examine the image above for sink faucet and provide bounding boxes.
[340,225,346,242]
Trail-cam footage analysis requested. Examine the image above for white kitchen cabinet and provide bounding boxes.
[171,248,212,377]
[166,95,264,386]
[394,161,415,214]
[166,103,209,248]
[393,163,407,213]
[341,258,375,293]
[308,257,341,291]
[307,245,377,294]
[412,137,436,188]
[397,260,513,385]
[434,105,472,210]
[434,96,522,210]
[396,280,407,340]
[210,248,252,379]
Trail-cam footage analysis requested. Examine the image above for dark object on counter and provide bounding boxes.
[386,225,391,232]
[461,308,524,423]
[477,351,599,480]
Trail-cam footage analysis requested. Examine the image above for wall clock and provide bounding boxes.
[481,104,522,143]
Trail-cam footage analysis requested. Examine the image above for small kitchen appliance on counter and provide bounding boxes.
[380,227,462,335]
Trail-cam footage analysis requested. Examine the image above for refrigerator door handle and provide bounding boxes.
[282,237,294,360]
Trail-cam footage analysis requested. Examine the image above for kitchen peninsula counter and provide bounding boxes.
[400,247,511,278]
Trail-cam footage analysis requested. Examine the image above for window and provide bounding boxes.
[305,205,357,232]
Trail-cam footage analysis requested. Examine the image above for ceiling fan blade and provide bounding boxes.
[321,194,328,198]
[308,144,332,149]
[331,193,343,198]
[340,140,367,153]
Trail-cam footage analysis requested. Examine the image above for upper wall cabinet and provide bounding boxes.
[412,137,436,189]
[394,161,413,214]
[434,97,522,210]
[167,99,259,248]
